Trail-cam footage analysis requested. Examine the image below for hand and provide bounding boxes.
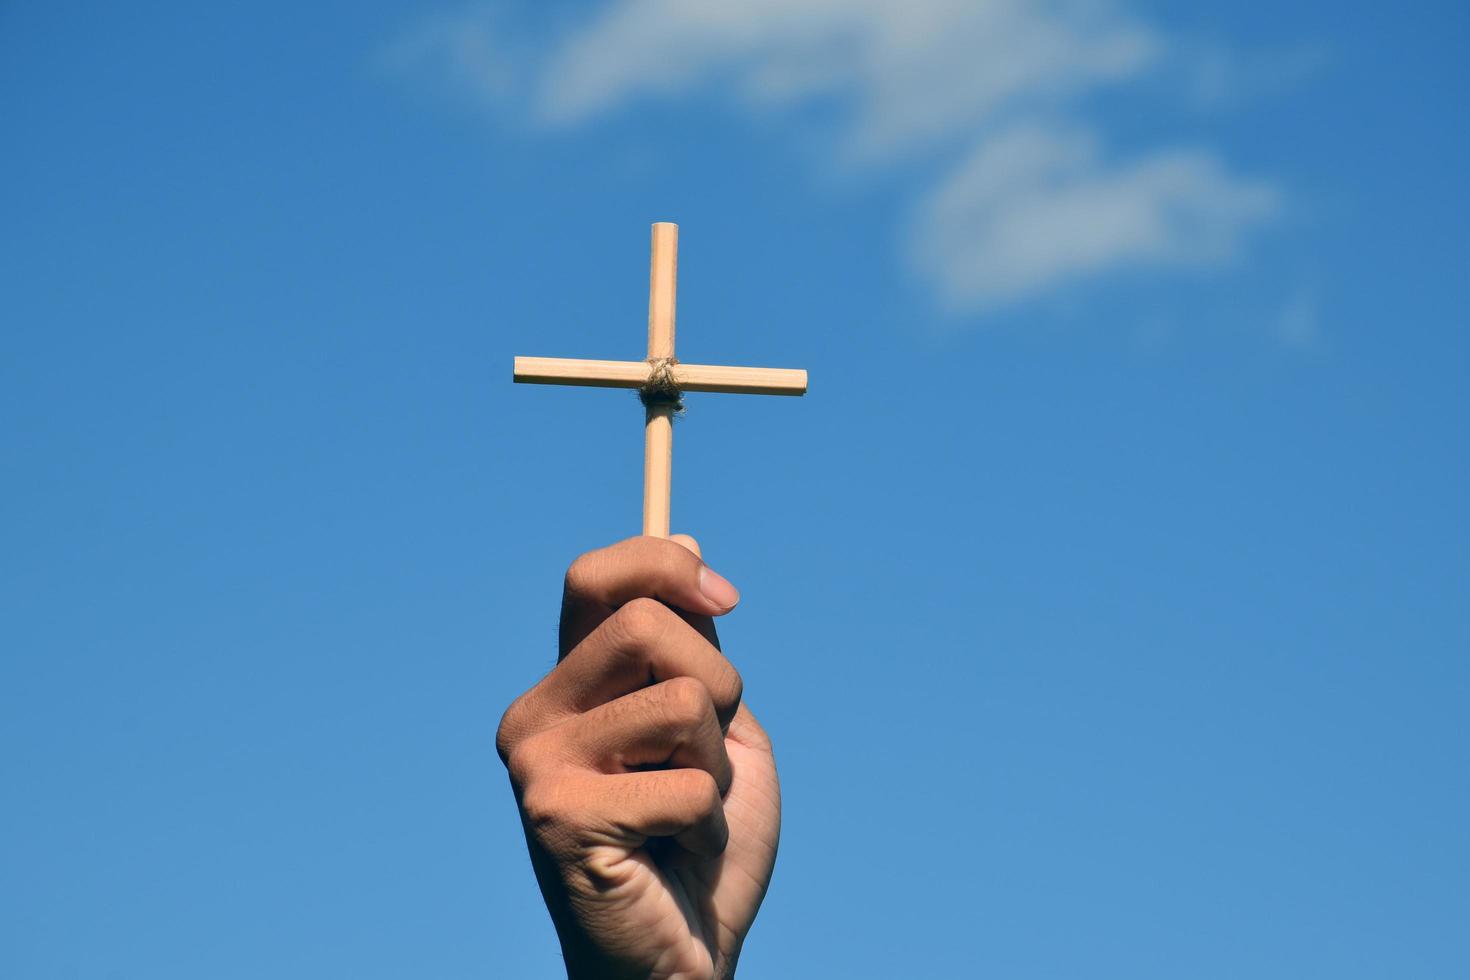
[497,535,781,980]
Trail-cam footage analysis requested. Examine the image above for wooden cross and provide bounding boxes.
[513,222,808,538]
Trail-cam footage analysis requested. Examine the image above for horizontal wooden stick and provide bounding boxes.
[514,356,808,396]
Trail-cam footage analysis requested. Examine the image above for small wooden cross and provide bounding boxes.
[513,222,808,538]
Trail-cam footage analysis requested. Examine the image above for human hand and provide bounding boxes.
[497,535,781,980]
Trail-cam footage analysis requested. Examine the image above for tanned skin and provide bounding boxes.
[497,535,782,980]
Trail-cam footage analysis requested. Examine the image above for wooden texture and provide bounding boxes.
[642,223,678,538]
[511,221,807,538]
[513,357,808,396]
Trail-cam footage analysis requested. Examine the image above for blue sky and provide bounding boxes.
[2,2,1466,977]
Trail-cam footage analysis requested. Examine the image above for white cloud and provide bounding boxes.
[388,1,1285,316]
[537,0,1159,160]
[912,125,1280,308]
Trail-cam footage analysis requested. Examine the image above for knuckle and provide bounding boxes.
[495,696,530,765]
[608,596,672,647]
[562,553,599,600]
[708,663,744,720]
[504,732,553,787]
[659,675,715,724]
[678,768,722,813]
[517,782,564,831]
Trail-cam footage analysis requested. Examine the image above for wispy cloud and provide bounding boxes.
[387,1,1287,316]
[382,8,519,104]
[1178,40,1329,110]
[534,0,1159,161]
[913,125,1279,309]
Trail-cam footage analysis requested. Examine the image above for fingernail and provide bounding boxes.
[698,565,740,612]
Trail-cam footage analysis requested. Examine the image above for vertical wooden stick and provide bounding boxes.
[642,222,678,537]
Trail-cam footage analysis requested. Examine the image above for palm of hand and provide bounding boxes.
[580,709,780,980]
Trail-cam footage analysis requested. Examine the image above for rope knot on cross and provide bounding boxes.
[513,222,808,537]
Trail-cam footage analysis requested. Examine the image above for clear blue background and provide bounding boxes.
[3,2,1466,977]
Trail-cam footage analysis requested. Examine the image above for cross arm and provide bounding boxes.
[513,356,807,396]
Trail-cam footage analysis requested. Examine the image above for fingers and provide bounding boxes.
[499,534,745,867]
[508,680,733,860]
[499,597,742,752]
[559,535,739,657]
[525,769,729,859]
[611,769,729,857]
[548,677,733,794]
[666,533,724,650]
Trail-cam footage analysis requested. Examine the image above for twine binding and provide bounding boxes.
[638,357,684,415]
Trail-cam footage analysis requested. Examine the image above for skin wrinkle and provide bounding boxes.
[500,535,780,979]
